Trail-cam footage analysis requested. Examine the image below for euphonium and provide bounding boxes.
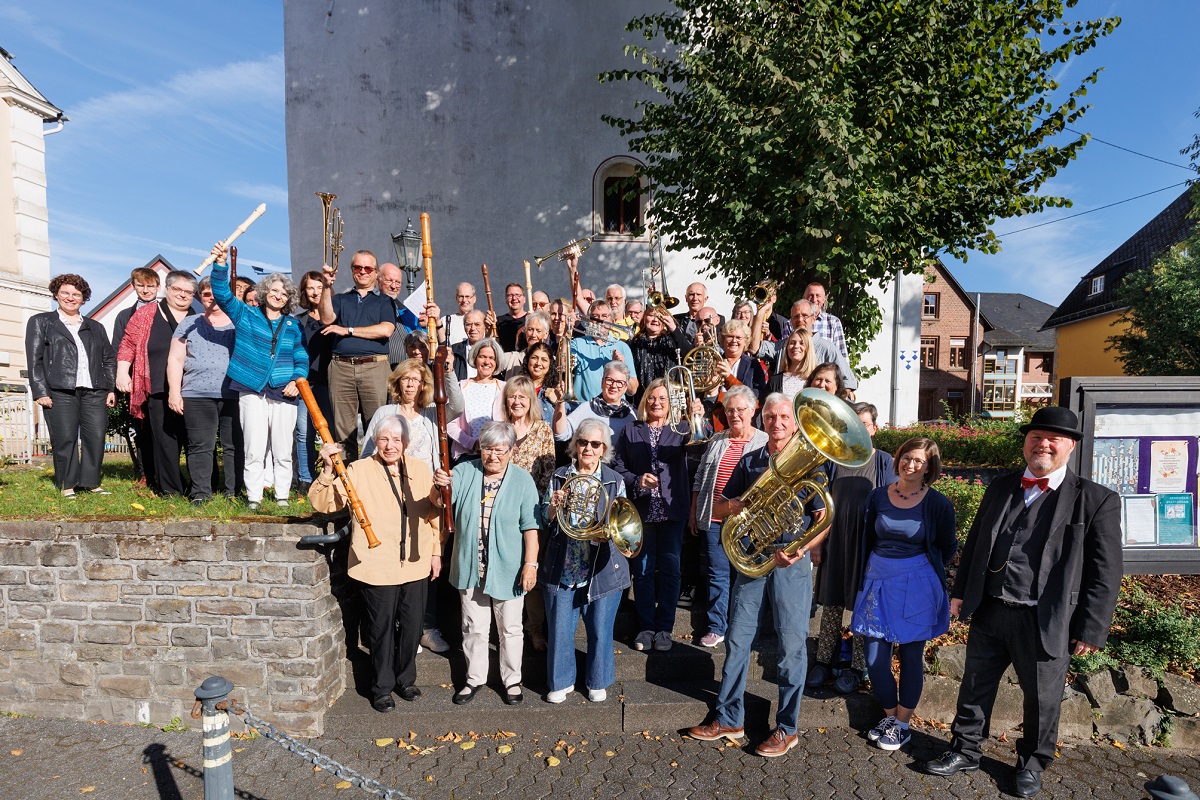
[557,473,643,558]
[667,359,711,444]
[720,389,873,578]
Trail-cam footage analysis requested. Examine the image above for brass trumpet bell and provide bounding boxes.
[751,280,777,304]
[535,236,594,268]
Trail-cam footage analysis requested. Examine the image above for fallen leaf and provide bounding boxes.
[313,766,321,772]
[1112,740,1127,750]
[426,776,433,782]
[148,510,158,515]
[130,503,145,511]
[80,789,95,795]
[997,733,1008,743]
[497,745,512,754]
[409,730,417,740]
[546,756,560,766]
[554,739,567,751]
[375,738,394,747]
[233,748,244,753]
[334,780,352,789]
[532,751,544,758]
[10,750,22,756]
[415,746,440,756]
[564,745,576,757]
[496,729,517,739]
[141,767,147,774]
[460,741,475,750]
[817,728,826,733]
[670,761,678,767]
[580,739,588,745]
[605,751,616,757]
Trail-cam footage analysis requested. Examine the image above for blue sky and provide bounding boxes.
[4,1,1199,308]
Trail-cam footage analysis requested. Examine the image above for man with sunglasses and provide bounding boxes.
[319,250,396,459]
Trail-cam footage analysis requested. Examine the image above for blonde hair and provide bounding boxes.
[502,375,544,423]
[721,319,750,340]
[781,329,817,379]
[387,359,434,408]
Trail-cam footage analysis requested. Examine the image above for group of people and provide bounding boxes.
[26,243,1121,797]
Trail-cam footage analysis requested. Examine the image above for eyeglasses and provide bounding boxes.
[200,291,214,298]
[506,292,523,299]
[481,446,511,455]
[603,377,628,388]
[351,265,377,274]
[170,286,195,295]
[899,456,927,466]
[577,439,604,450]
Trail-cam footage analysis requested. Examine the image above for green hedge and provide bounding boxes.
[875,420,1024,468]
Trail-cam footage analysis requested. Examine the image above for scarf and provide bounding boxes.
[589,397,633,418]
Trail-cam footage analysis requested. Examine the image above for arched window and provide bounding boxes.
[592,156,649,239]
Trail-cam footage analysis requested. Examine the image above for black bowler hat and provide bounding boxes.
[1146,775,1200,800]
[1019,406,1083,441]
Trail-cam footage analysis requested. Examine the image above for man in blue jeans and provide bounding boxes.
[687,393,826,758]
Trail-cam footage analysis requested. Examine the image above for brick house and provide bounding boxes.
[976,293,1056,415]
[918,259,989,419]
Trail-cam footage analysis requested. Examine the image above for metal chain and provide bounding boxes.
[227,700,413,800]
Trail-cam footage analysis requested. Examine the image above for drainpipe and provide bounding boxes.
[971,293,981,417]
[889,273,903,426]
[43,113,66,136]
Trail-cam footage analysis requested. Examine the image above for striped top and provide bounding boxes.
[712,440,749,522]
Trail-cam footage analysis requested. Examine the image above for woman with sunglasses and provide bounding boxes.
[629,307,690,404]
[538,418,630,704]
[166,276,241,504]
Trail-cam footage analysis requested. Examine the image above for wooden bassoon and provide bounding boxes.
[481,263,498,337]
[423,214,455,535]
[296,378,380,548]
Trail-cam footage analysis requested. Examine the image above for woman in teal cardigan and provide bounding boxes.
[433,421,540,706]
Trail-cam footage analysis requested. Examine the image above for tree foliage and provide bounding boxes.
[1108,191,1200,376]
[601,0,1119,361]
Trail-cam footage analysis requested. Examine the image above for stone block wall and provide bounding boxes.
[0,519,346,736]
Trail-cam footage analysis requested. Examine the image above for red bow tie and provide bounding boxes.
[1021,476,1050,491]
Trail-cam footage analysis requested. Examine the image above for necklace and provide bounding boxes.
[894,483,926,500]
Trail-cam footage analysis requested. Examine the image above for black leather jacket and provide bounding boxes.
[26,312,116,398]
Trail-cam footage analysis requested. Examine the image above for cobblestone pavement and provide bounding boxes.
[2,714,1199,800]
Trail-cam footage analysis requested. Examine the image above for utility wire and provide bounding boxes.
[1040,116,1198,172]
[996,181,1191,237]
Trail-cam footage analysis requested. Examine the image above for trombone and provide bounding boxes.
[580,316,637,340]
[535,236,594,268]
[646,231,678,309]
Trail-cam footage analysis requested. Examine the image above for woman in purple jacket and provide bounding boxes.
[613,378,707,652]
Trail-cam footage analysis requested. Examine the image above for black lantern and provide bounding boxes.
[391,218,422,294]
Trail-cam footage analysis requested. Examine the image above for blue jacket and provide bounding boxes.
[447,460,540,601]
[211,263,308,392]
[612,421,693,521]
[852,485,957,599]
[536,463,631,602]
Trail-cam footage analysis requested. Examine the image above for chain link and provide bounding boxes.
[227,700,413,800]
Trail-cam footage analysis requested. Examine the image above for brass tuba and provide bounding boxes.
[557,473,643,558]
[720,389,873,578]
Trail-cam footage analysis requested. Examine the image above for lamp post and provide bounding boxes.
[392,218,422,294]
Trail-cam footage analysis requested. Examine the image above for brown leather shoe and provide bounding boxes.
[687,720,745,742]
[754,727,798,758]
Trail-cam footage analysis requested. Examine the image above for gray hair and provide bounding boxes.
[198,277,213,294]
[602,360,631,381]
[468,337,501,368]
[605,283,626,299]
[478,420,517,451]
[721,319,750,340]
[254,272,299,315]
[525,310,551,331]
[760,391,793,416]
[373,414,410,447]
[571,418,614,465]
[721,384,757,410]
[165,270,198,293]
[852,401,879,426]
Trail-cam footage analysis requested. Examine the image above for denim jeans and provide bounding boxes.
[542,584,621,693]
[294,382,330,485]
[704,520,736,636]
[630,519,685,633]
[714,555,813,735]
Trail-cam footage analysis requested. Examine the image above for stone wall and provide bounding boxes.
[0,519,346,736]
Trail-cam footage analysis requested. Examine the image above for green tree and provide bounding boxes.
[1107,196,1200,375]
[601,0,1119,362]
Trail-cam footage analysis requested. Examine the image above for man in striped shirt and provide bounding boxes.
[805,280,848,359]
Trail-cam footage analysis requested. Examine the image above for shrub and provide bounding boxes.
[875,419,1024,468]
[1072,579,1200,677]
[934,475,987,543]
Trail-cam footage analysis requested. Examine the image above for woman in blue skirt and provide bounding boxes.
[850,437,956,751]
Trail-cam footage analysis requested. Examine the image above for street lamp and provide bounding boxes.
[391,218,422,294]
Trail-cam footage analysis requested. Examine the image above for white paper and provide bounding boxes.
[1121,495,1158,546]
[1149,439,1189,494]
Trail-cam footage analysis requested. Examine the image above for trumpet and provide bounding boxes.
[535,236,594,268]
[751,280,778,304]
[557,473,643,558]
[581,316,637,341]
[316,192,344,272]
[667,359,711,444]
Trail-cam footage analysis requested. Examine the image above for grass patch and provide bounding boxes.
[0,457,308,522]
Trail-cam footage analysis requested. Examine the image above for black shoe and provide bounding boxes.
[922,751,980,776]
[1014,769,1041,797]
[805,662,831,688]
[452,684,481,705]
[298,481,312,495]
[503,685,523,705]
[372,696,396,713]
[397,685,421,702]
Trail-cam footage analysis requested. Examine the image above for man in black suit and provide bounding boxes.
[922,406,1122,798]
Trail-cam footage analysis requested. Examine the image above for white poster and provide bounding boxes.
[1149,440,1189,494]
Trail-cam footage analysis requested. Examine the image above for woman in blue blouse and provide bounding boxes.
[538,417,630,704]
[850,436,956,752]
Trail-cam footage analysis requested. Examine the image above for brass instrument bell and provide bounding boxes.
[557,473,644,558]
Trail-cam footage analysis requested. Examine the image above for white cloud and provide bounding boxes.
[226,181,289,206]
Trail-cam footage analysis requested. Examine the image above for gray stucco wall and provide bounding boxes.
[284,0,684,303]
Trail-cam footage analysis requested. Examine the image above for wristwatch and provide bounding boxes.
[347,327,355,337]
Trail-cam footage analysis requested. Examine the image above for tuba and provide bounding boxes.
[720,389,873,578]
[557,473,643,558]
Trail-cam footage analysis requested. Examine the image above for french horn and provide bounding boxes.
[557,473,643,558]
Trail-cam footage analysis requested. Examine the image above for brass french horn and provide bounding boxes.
[557,473,643,558]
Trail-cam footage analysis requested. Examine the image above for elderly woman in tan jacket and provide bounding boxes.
[309,415,443,714]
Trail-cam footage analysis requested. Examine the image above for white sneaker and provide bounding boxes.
[587,688,607,702]
[545,688,568,704]
[653,631,673,651]
[276,500,289,508]
[633,630,653,651]
[420,628,450,654]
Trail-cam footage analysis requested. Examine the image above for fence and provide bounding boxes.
[0,386,128,464]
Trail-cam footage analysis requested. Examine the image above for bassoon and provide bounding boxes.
[423,214,455,535]
[481,263,498,337]
[296,378,380,548]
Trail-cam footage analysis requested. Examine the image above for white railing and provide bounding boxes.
[1020,383,1054,399]
[0,386,128,464]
